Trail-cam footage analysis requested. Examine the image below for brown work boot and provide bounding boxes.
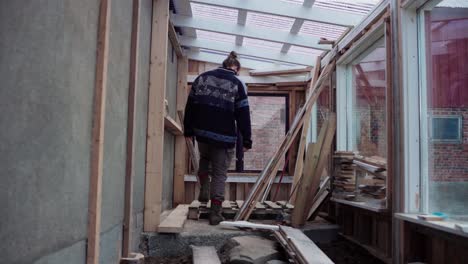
[198,173,210,202]
[209,201,225,225]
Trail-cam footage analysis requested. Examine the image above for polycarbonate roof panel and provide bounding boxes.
[246,12,295,32]
[243,38,283,51]
[196,30,236,44]
[437,0,468,8]
[299,20,348,40]
[314,0,381,15]
[288,46,324,56]
[191,3,238,24]
[280,0,380,15]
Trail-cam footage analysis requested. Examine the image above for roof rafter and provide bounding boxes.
[186,50,284,69]
[236,10,247,46]
[281,0,315,53]
[180,36,317,66]
[171,14,332,50]
[189,0,364,27]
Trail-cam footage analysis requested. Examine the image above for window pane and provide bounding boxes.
[351,41,387,158]
[422,3,468,220]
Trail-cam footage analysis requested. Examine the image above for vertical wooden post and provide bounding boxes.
[144,0,169,232]
[87,0,111,263]
[173,56,188,206]
[123,0,140,257]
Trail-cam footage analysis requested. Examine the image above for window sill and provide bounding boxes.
[395,213,468,239]
[331,197,388,213]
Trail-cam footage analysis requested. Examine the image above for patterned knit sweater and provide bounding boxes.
[184,68,252,149]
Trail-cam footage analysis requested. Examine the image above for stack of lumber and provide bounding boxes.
[332,152,355,194]
[354,155,387,200]
[234,61,336,222]
[274,226,334,264]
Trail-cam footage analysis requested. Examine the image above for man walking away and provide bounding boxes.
[184,51,252,225]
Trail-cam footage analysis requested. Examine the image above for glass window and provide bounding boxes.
[419,0,468,221]
[348,38,387,159]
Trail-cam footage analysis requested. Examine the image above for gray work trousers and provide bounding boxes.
[198,142,235,202]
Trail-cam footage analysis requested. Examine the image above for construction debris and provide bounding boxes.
[191,246,221,264]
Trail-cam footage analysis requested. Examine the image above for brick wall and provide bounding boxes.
[428,108,468,182]
[241,96,286,171]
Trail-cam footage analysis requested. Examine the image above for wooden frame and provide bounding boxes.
[144,0,169,232]
[87,0,111,263]
[123,0,140,257]
[173,57,188,206]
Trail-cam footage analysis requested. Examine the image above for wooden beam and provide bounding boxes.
[172,14,332,50]
[157,204,189,233]
[144,0,169,232]
[173,57,188,205]
[164,116,183,135]
[123,0,140,258]
[249,66,313,76]
[189,0,363,27]
[168,21,183,57]
[87,0,110,263]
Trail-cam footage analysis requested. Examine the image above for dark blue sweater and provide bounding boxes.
[184,68,252,149]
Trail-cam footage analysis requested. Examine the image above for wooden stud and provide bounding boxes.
[173,57,188,206]
[164,116,183,135]
[168,21,183,57]
[249,66,313,76]
[123,0,140,257]
[144,0,170,232]
[87,0,111,263]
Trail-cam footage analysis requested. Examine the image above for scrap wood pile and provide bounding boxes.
[234,59,337,228]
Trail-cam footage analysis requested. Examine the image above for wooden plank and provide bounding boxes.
[236,183,245,200]
[235,62,336,221]
[290,57,321,204]
[168,21,183,57]
[123,0,140,258]
[144,0,170,232]
[164,115,183,135]
[191,246,221,264]
[173,57,188,206]
[264,201,282,209]
[307,190,330,221]
[86,0,110,263]
[222,200,232,209]
[277,201,294,209]
[292,113,336,227]
[158,205,189,233]
[220,221,279,231]
[249,66,313,76]
[236,200,244,208]
[280,226,334,264]
[188,200,201,220]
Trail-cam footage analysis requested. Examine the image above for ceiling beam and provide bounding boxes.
[189,0,363,27]
[187,74,311,84]
[172,0,197,38]
[179,36,316,66]
[236,10,248,46]
[281,0,315,53]
[171,14,332,50]
[186,50,282,70]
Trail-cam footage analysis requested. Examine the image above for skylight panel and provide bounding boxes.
[299,21,348,40]
[288,46,324,56]
[191,3,238,24]
[246,12,295,32]
[314,0,380,15]
[196,30,236,44]
[243,38,283,51]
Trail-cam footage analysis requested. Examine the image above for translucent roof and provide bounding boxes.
[176,0,382,69]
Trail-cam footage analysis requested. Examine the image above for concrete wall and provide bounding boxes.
[0,0,153,263]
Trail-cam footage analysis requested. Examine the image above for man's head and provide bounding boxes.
[222,51,241,74]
